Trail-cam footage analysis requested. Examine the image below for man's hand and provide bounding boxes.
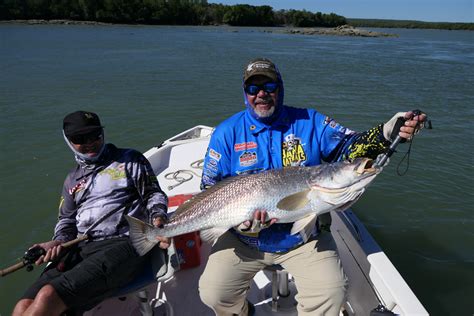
[152,216,171,249]
[399,111,427,140]
[32,240,63,265]
[235,209,278,233]
[384,111,427,142]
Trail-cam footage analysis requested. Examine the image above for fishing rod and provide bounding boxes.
[374,109,432,168]
[1,198,132,277]
[0,235,88,277]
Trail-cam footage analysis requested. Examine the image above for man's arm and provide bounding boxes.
[327,111,426,162]
[130,153,171,249]
[53,175,78,242]
[200,128,232,190]
[341,124,390,161]
[132,154,168,224]
[29,175,79,266]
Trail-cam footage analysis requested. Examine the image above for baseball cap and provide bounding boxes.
[63,111,103,137]
[243,58,279,83]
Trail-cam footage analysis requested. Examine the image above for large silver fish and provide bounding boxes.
[126,158,381,255]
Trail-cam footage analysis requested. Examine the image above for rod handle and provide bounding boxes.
[1,261,27,277]
[61,235,89,248]
[0,235,89,277]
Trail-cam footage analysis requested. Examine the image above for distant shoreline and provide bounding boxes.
[0,19,112,26]
[1,19,471,35]
[1,20,398,37]
[275,25,398,38]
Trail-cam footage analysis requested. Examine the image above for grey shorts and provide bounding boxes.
[21,237,148,311]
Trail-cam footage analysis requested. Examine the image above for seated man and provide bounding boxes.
[13,111,170,316]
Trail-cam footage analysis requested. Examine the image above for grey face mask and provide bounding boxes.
[63,130,106,165]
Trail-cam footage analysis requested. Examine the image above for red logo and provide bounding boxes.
[234,142,258,152]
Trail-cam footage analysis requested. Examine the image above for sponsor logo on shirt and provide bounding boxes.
[339,127,355,135]
[203,168,217,178]
[202,175,216,187]
[99,165,126,180]
[209,148,221,161]
[324,116,354,135]
[205,159,218,172]
[282,134,307,167]
[239,151,258,167]
[208,158,217,167]
[68,178,88,195]
[234,142,258,152]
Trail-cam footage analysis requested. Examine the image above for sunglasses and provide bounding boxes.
[244,82,278,96]
[69,130,103,145]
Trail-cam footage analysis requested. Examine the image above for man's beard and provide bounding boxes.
[254,100,275,118]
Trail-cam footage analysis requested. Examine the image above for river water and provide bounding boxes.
[0,24,473,315]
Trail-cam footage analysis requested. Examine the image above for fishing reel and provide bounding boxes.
[23,246,46,272]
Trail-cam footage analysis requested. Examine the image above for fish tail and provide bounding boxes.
[125,215,158,256]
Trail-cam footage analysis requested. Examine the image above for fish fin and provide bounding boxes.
[200,228,228,244]
[276,190,311,211]
[125,215,158,256]
[290,214,317,239]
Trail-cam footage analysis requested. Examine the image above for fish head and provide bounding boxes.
[307,158,381,209]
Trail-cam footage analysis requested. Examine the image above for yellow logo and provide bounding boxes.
[282,135,307,167]
[100,165,126,180]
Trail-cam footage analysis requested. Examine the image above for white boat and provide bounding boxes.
[85,125,428,316]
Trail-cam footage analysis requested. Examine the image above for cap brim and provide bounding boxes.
[65,126,103,137]
[244,72,278,83]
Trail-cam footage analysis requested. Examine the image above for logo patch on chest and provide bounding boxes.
[239,151,258,167]
[69,178,88,195]
[234,142,258,152]
[99,164,126,180]
[282,134,307,167]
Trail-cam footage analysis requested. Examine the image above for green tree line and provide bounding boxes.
[348,18,474,31]
[0,0,347,27]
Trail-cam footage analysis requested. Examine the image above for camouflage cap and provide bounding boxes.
[243,58,278,83]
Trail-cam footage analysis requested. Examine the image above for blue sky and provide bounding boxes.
[209,0,473,23]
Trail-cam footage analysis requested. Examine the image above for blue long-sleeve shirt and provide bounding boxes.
[201,106,388,253]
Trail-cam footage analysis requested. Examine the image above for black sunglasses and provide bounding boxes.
[69,130,103,145]
[244,82,278,96]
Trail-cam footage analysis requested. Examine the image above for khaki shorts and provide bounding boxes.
[199,231,347,316]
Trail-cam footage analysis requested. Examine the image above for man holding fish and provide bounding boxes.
[197,58,427,315]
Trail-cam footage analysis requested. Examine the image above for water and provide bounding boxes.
[0,24,473,315]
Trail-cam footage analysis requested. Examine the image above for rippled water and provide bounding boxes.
[0,24,473,315]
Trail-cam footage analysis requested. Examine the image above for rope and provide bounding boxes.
[396,137,414,176]
[395,115,432,176]
[164,159,204,190]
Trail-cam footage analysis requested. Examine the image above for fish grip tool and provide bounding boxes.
[374,109,432,170]
[1,235,88,277]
